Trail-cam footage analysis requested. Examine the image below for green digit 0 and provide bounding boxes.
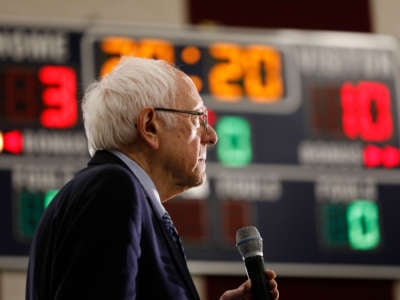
[347,200,380,250]
[216,116,252,167]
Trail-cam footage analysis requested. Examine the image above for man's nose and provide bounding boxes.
[203,125,218,145]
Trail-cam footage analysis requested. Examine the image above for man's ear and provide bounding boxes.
[136,107,160,149]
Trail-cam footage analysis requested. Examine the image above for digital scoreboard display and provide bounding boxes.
[2,22,400,278]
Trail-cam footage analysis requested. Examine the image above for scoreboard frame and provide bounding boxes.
[2,19,400,279]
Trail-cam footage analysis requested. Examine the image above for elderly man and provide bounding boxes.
[26,57,278,300]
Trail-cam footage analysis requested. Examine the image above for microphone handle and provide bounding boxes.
[244,255,272,300]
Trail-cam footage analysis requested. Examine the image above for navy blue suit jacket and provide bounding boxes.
[26,150,200,300]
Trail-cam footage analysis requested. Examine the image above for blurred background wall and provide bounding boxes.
[1,0,400,299]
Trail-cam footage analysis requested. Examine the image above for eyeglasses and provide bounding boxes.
[154,107,208,132]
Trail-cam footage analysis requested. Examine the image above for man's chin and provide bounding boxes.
[186,172,206,189]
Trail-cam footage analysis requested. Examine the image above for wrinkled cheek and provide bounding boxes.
[188,128,198,140]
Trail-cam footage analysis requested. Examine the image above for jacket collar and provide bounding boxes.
[87,150,127,167]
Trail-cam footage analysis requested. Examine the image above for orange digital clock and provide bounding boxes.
[95,35,286,107]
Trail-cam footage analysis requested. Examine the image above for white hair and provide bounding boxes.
[82,56,179,156]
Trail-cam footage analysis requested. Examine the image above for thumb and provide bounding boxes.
[219,280,251,300]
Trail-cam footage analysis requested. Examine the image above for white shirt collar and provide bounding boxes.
[110,150,166,218]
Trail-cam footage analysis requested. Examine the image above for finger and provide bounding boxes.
[219,281,249,300]
[265,269,278,299]
[271,286,279,300]
[268,279,278,290]
[265,269,277,279]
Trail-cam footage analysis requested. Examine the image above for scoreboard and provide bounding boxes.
[1,21,400,278]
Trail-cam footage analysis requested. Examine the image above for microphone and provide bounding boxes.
[236,226,272,300]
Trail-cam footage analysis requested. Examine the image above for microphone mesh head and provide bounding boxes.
[235,226,263,258]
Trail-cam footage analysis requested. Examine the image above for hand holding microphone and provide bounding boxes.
[219,226,279,300]
[234,226,278,300]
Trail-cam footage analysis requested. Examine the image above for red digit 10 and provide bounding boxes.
[341,81,393,142]
[39,66,78,128]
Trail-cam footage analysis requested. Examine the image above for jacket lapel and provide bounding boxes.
[155,213,200,300]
